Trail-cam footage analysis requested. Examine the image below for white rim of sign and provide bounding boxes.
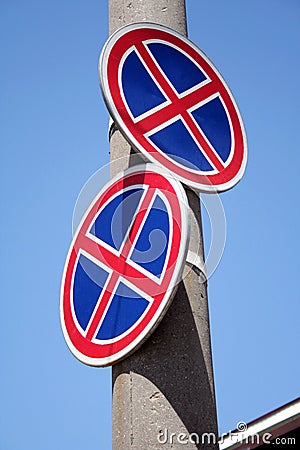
[60,163,190,366]
[99,22,248,193]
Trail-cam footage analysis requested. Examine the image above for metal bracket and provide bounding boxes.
[186,250,207,278]
[108,117,118,141]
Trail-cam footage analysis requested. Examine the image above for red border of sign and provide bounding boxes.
[60,164,190,366]
[99,23,247,193]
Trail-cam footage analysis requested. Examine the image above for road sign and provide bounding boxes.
[99,23,247,192]
[60,164,190,366]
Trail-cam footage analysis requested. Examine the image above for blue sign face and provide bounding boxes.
[61,165,190,366]
[100,23,247,192]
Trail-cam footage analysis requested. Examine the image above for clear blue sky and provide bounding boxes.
[1,1,299,449]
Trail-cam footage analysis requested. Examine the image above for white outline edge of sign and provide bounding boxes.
[98,22,248,194]
[60,163,191,367]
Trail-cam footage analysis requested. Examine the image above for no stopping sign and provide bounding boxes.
[60,164,190,366]
[99,23,247,192]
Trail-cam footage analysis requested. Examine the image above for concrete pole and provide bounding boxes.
[109,1,218,448]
